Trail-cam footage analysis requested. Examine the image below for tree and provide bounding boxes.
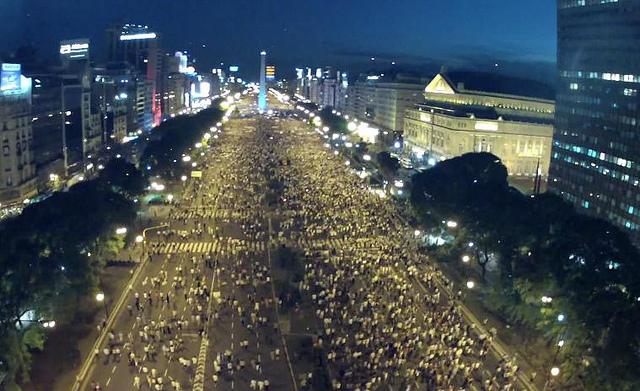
[409,152,640,389]
[376,151,400,175]
[98,159,146,197]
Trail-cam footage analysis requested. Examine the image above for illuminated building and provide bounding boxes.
[163,55,189,118]
[550,0,640,244]
[93,65,139,142]
[29,73,66,185]
[347,73,425,134]
[298,67,348,111]
[0,64,37,205]
[106,24,162,130]
[403,72,555,181]
[259,51,267,112]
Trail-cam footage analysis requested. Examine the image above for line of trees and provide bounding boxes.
[410,152,640,390]
[0,159,146,390]
[141,106,224,178]
[318,107,348,134]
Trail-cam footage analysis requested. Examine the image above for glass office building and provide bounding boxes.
[550,0,640,245]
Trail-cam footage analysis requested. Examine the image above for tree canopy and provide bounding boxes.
[0,160,146,389]
[410,152,640,389]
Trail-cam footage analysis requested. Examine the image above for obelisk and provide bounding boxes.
[258,51,267,112]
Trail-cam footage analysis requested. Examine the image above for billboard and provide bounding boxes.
[59,39,90,60]
[1,63,21,92]
[266,65,276,81]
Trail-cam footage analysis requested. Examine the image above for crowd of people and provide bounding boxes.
[268,117,522,390]
[88,105,524,391]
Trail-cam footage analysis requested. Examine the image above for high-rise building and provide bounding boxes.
[298,66,348,111]
[346,73,426,134]
[549,0,640,244]
[93,64,140,142]
[0,63,37,205]
[106,24,162,130]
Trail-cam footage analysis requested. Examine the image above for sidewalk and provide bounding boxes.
[24,266,132,391]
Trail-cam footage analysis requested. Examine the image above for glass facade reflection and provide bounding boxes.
[550,0,640,245]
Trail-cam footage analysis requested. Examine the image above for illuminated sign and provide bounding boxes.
[60,39,90,60]
[229,66,239,73]
[266,65,276,81]
[296,68,304,80]
[175,52,188,73]
[120,33,157,41]
[191,171,202,178]
[1,63,21,92]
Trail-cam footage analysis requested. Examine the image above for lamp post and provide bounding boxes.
[96,292,110,318]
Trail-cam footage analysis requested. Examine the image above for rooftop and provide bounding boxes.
[441,71,556,101]
[416,100,554,125]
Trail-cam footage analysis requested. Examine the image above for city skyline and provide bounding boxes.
[1,0,557,77]
[2,2,640,390]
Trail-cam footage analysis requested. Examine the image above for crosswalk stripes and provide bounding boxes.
[154,240,268,254]
[169,208,260,221]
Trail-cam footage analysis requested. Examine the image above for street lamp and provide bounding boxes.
[466,280,475,289]
[135,235,144,243]
[42,320,56,328]
[115,227,127,235]
[462,255,470,263]
[550,367,560,377]
[96,292,109,318]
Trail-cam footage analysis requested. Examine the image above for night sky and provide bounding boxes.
[1,0,556,80]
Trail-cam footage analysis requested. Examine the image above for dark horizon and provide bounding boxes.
[1,0,556,82]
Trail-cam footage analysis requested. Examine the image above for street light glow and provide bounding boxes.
[96,292,105,302]
[135,235,144,243]
[115,227,127,235]
[550,367,560,377]
[462,255,470,263]
[446,220,458,228]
